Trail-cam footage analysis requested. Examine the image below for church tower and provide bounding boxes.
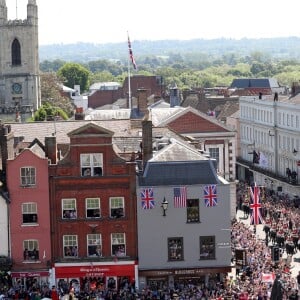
[0,0,40,118]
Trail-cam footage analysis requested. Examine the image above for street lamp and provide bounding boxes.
[161,198,168,217]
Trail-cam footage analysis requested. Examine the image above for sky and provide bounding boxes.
[6,0,300,45]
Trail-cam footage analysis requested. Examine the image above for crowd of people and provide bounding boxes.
[1,182,300,299]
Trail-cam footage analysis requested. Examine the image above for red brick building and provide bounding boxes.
[88,75,165,109]
[48,123,138,289]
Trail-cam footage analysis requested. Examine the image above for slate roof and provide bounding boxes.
[139,160,219,186]
[139,139,220,186]
[230,78,280,89]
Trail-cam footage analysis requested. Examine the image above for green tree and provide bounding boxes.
[33,102,68,121]
[40,72,74,117]
[57,62,91,91]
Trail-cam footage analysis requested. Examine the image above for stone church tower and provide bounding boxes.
[0,0,40,118]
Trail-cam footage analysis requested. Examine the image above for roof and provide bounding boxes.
[139,160,219,186]
[230,78,280,89]
[150,107,185,126]
[139,138,219,186]
[216,101,240,121]
[89,82,120,91]
[7,119,187,158]
[85,109,131,120]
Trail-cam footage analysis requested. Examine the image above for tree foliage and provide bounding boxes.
[40,72,74,117]
[33,102,68,121]
[57,62,91,91]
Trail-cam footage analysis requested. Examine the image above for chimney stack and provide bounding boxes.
[170,84,180,107]
[142,119,153,165]
[45,136,57,164]
[137,88,148,115]
[0,124,14,174]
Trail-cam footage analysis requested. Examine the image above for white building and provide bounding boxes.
[237,93,300,195]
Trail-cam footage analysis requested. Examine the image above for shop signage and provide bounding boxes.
[11,271,49,278]
[139,267,232,277]
[55,264,135,278]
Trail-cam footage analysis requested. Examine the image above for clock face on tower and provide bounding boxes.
[12,83,22,94]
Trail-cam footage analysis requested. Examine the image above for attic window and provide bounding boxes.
[80,153,103,177]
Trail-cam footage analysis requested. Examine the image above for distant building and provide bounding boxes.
[0,0,41,117]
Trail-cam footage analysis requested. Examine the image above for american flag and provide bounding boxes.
[204,185,217,207]
[127,34,137,70]
[249,184,264,225]
[141,188,155,209]
[174,187,187,208]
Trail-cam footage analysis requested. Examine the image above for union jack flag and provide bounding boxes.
[141,188,155,209]
[127,33,137,70]
[204,185,217,207]
[249,184,264,225]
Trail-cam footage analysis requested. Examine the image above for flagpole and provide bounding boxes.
[127,31,132,110]
[128,53,132,110]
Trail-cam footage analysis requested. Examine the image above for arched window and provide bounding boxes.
[12,39,21,66]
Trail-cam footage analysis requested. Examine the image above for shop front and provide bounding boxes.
[138,266,232,290]
[11,270,50,289]
[54,261,137,292]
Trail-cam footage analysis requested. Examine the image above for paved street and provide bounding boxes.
[230,209,300,281]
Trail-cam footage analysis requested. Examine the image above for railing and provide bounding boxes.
[236,157,299,186]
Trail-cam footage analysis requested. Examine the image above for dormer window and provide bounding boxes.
[80,153,103,177]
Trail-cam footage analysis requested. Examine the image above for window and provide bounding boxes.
[200,236,215,260]
[81,153,103,177]
[62,199,77,219]
[168,237,183,261]
[111,233,126,257]
[86,198,100,218]
[12,39,21,66]
[110,197,124,218]
[63,235,78,257]
[20,167,36,186]
[23,240,39,261]
[187,199,199,223]
[22,203,37,224]
[87,234,102,257]
[209,148,219,164]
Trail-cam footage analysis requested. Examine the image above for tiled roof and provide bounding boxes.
[7,120,187,157]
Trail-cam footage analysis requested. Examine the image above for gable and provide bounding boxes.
[167,111,229,134]
[67,122,114,137]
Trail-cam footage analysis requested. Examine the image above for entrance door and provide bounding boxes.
[106,276,117,290]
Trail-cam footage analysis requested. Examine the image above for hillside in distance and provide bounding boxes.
[39,37,300,63]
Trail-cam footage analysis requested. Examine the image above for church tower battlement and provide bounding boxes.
[0,0,40,118]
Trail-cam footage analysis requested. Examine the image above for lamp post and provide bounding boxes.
[161,198,168,217]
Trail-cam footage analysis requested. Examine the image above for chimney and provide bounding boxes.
[142,119,153,165]
[75,107,85,120]
[170,84,180,107]
[0,124,14,174]
[137,88,148,115]
[45,136,57,164]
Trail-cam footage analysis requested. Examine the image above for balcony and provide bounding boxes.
[236,157,299,186]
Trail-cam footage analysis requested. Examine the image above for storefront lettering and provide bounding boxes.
[79,267,110,273]
[156,271,173,275]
